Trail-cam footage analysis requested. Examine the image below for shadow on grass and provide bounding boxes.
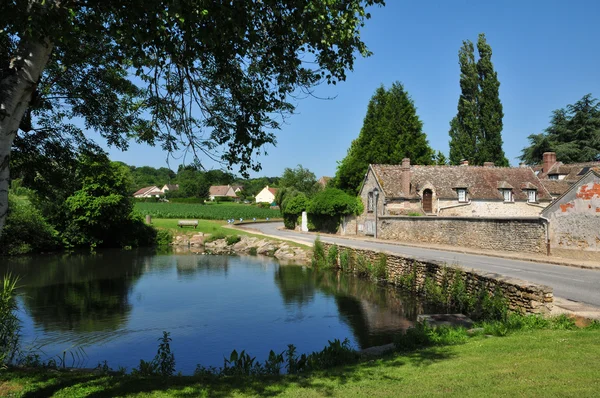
[11,347,456,397]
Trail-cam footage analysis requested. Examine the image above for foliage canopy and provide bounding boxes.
[334,82,434,194]
[519,94,600,164]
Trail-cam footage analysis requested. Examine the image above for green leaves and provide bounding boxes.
[449,34,508,166]
[519,94,600,164]
[334,82,434,194]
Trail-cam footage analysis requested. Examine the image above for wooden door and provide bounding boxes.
[423,189,433,213]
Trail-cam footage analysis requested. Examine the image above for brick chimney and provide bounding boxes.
[460,159,469,166]
[542,152,557,174]
[483,162,494,167]
[401,158,411,197]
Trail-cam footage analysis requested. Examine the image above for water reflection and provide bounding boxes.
[273,266,432,348]
[1,250,435,373]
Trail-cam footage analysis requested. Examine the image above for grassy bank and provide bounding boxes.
[151,218,309,250]
[1,327,599,397]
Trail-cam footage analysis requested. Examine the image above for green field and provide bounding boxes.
[135,202,281,220]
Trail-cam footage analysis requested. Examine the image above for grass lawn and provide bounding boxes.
[2,328,600,397]
[150,218,309,249]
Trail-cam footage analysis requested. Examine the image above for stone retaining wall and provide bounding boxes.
[321,242,553,314]
[376,216,547,254]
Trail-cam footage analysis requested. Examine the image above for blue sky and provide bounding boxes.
[105,0,600,179]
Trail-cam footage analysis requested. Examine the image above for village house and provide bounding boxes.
[209,185,238,201]
[317,176,331,189]
[161,184,179,193]
[133,186,164,198]
[255,185,278,204]
[357,158,552,221]
[541,170,600,260]
[536,152,600,197]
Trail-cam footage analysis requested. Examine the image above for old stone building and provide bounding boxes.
[541,170,600,260]
[358,159,551,219]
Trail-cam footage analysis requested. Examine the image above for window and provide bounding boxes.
[457,188,467,202]
[527,189,537,203]
[502,189,513,202]
[367,192,374,212]
[548,174,558,180]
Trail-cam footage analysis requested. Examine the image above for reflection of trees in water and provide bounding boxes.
[176,255,229,278]
[273,265,317,307]
[274,265,436,348]
[2,249,149,332]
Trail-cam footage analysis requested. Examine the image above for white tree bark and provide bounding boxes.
[0,38,53,240]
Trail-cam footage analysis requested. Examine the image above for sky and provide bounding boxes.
[105,0,600,179]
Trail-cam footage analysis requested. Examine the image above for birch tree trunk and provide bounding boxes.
[0,38,53,239]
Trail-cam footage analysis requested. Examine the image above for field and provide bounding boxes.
[134,202,281,220]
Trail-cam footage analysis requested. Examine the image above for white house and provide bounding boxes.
[255,185,278,204]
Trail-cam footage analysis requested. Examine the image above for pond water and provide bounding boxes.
[1,250,437,374]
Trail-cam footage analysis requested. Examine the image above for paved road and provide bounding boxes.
[242,222,600,307]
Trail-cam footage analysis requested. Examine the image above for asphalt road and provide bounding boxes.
[242,222,600,307]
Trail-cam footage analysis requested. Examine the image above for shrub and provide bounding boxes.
[205,232,227,243]
[249,247,257,255]
[214,196,234,203]
[311,237,326,268]
[307,188,362,233]
[0,195,61,255]
[155,229,173,246]
[226,235,241,245]
[326,244,339,269]
[373,254,387,280]
[339,249,352,272]
[355,254,371,277]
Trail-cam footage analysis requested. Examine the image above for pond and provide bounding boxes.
[1,250,438,374]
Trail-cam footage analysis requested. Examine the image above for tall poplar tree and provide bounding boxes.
[449,40,479,165]
[476,33,508,166]
[448,34,508,166]
[334,82,434,194]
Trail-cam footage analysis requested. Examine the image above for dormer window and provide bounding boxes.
[457,188,467,202]
[501,189,513,202]
[527,189,537,203]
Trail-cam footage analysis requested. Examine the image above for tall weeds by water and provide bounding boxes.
[0,273,21,367]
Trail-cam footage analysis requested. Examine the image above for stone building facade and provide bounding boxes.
[541,170,600,260]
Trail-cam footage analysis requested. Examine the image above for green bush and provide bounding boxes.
[326,244,339,269]
[373,254,387,280]
[311,237,326,268]
[0,195,61,255]
[307,188,362,233]
[226,235,241,245]
[205,232,227,243]
[155,229,173,246]
[339,249,352,272]
[214,196,235,203]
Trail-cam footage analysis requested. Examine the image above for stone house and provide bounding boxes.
[349,158,552,237]
[541,170,600,260]
[209,185,238,201]
[255,185,278,204]
[536,152,600,197]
